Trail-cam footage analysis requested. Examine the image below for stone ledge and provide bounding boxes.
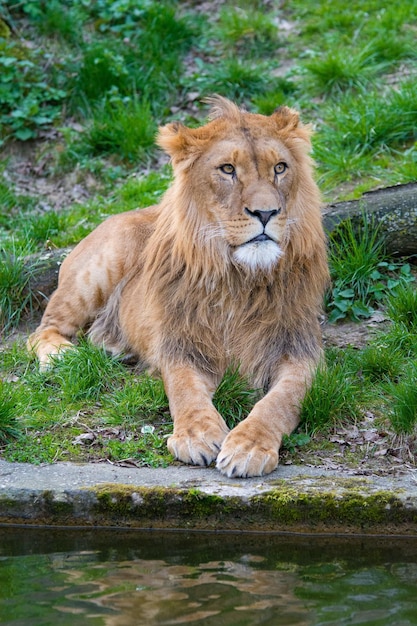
[1,460,416,534]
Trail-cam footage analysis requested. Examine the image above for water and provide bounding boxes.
[1,528,417,625]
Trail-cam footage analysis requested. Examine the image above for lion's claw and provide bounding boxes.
[216,431,279,478]
[167,418,229,467]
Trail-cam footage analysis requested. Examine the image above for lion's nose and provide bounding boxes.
[245,208,280,226]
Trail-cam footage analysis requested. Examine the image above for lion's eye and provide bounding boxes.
[219,164,235,175]
[274,162,287,175]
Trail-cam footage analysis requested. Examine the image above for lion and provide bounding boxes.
[28,96,329,478]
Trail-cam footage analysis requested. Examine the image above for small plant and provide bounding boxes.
[213,366,259,429]
[386,365,417,434]
[0,38,66,143]
[49,340,126,403]
[386,283,417,331]
[105,374,168,425]
[326,218,414,322]
[282,432,311,453]
[0,381,22,443]
[352,342,403,383]
[252,80,297,115]
[300,358,361,434]
[191,57,270,100]
[315,80,417,185]
[304,45,385,95]
[82,96,157,162]
[215,6,279,57]
[115,169,172,210]
[0,243,38,332]
[378,322,417,360]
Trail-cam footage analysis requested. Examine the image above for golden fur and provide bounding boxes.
[28,96,329,478]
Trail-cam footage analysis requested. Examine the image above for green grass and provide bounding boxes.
[386,283,417,331]
[212,366,260,429]
[81,97,157,163]
[0,242,40,332]
[304,44,387,95]
[386,364,417,435]
[300,357,362,434]
[48,340,127,403]
[216,6,280,57]
[326,217,414,322]
[0,380,23,443]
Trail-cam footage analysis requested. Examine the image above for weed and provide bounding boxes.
[106,432,170,468]
[190,58,270,101]
[386,364,417,434]
[115,169,172,210]
[105,374,168,425]
[215,6,280,58]
[75,44,130,103]
[326,218,414,322]
[352,343,403,383]
[29,0,86,43]
[378,322,417,360]
[300,358,361,434]
[213,366,260,429]
[0,380,22,443]
[0,242,39,332]
[49,340,126,403]
[252,79,297,115]
[304,45,386,94]
[0,38,66,143]
[81,96,157,162]
[282,432,311,453]
[386,283,417,331]
[315,81,417,185]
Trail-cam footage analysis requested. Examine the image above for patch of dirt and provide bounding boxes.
[2,135,101,211]
[322,311,390,349]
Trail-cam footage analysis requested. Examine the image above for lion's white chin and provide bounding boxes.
[233,240,283,272]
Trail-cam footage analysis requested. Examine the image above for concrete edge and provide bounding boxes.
[1,460,417,534]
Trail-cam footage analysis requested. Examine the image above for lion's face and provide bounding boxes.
[200,134,295,271]
[158,97,315,273]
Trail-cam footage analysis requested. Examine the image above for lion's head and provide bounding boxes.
[157,95,322,275]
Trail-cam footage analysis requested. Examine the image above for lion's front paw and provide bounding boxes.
[216,428,279,478]
[167,415,229,467]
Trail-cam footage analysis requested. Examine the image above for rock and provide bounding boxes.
[323,183,417,256]
[25,247,72,310]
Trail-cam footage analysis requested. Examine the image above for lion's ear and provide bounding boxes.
[272,106,300,129]
[157,122,203,168]
[272,106,312,147]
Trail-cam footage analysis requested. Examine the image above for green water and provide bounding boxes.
[1,529,417,625]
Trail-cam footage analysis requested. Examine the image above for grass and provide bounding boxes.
[304,44,387,95]
[0,380,22,443]
[326,217,414,322]
[81,96,157,163]
[1,0,417,464]
[0,242,40,332]
[216,5,281,57]
[212,366,260,429]
[386,283,417,331]
[385,362,417,435]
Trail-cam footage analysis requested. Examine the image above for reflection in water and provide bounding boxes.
[1,529,417,625]
[78,557,311,625]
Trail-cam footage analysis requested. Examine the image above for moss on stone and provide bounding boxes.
[251,488,415,528]
[1,479,416,532]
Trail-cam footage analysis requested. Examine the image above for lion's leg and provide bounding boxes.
[216,357,318,478]
[28,245,124,370]
[162,364,229,467]
[28,278,103,370]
